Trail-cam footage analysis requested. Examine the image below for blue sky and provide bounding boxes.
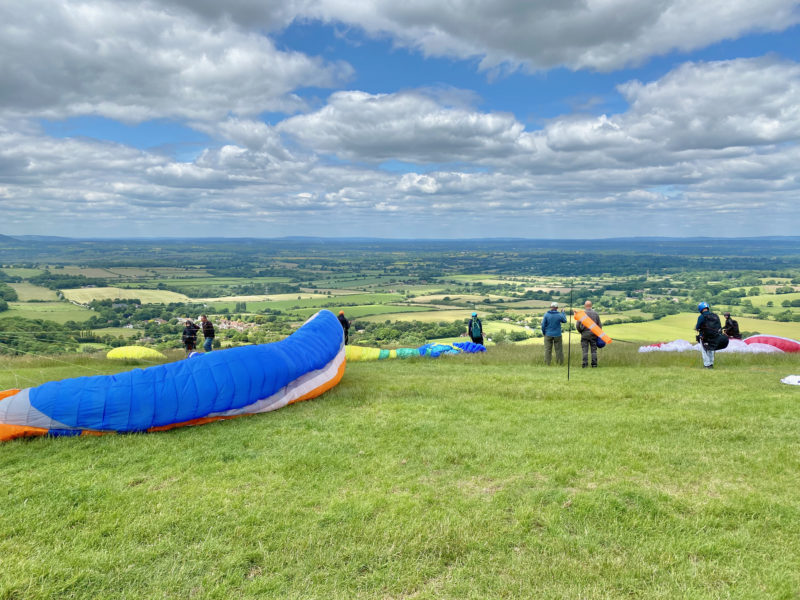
[1,1,799,238]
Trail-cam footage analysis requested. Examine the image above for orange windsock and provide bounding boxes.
[573,309,612,344]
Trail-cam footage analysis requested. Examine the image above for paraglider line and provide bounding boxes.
[0,341,114,374]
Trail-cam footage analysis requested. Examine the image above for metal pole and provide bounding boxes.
[567,286,573,380]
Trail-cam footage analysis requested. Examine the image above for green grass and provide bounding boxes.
[361,309,477,324]
[207,293,407,314]
[7,282,60,301]
[55,266,122,278]
[93,327,141,339]
[291,304,433,320]
[748,292,800,307]
[1,346,799,598]
[198,292,332,303]
[0,267,47,278]
[5,302,92,323]
[134,276,293,289]
[309,275,401,289]
[408,294,512,304]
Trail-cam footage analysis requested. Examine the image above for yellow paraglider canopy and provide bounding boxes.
[107,346,167,360]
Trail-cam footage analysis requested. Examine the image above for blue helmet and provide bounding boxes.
[472,312,478,317]
[698,302,709,313]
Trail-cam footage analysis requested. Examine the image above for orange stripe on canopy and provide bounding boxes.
[573,309,612,344]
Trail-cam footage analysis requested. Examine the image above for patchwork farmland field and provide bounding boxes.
[8,283,60,301]
[62,287,191,304]
[5,302,92,323]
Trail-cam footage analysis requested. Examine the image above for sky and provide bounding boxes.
[1,1,799,239]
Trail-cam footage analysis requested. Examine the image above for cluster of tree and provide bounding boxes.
[173,281,300,298]
[0,282,17,313]
[352,319,469,346]
[29,272,108,290]
[83,299,217,328]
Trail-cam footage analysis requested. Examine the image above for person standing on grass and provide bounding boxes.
[468,312,484,345]
[695,302,725,369]
[182,319,199,355]
[200,314,215,352]
[338,311,350,345]
[576,300,602,368]
[541,302,567,365]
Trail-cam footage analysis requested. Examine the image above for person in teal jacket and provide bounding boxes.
[541,302,567,365]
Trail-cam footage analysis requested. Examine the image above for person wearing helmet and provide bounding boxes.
[468,312,484,345]
[542,302,567,365]
[337,310,351,345]
[695,302,726,368]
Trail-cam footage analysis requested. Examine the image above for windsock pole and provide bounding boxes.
[567,286,573,381]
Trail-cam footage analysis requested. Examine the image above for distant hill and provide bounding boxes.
[10,235,71,242]
[0,234,26,247]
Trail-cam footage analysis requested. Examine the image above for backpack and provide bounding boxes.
[471,318,481,338]
[702,312,723,336]
[701,312,729,350]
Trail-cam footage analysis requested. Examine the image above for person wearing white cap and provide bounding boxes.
[541,302,567,365]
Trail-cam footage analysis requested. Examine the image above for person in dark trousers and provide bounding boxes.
[541,302,567,365]
[576,300,601,368]
[200,314,215,352]
[468,312,484,345]
[723,312,742,339]
[695,302,724,369]
[182,319,199,355]
[338,311,350,345]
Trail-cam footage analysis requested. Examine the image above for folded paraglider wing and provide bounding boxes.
[345,341,486,361]
[0,310,345,442]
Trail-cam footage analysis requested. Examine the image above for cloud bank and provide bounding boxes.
[0,0,798,237]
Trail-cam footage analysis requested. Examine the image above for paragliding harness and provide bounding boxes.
[470,317,482,340]
[699,312,729,351]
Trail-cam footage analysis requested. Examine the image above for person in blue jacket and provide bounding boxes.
[695,302,724,369]
[541,302,568,365]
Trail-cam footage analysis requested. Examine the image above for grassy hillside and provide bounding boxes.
[1,345,799,599]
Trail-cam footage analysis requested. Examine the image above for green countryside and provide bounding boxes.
[1,236,800,598]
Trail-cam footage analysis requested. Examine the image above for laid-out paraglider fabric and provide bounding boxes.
[0,310,345,442]
[107,346,167,360]
[639,335,800,354]
[346,341,485,362]
[743,335,800,353]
